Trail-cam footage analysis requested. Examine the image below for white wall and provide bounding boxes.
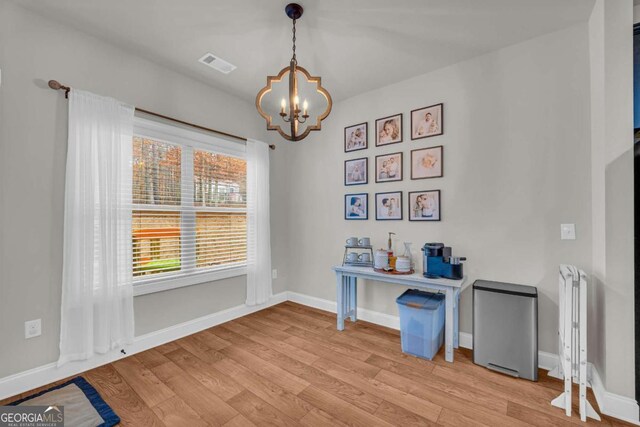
[277,23,593,356]
[0,2,284,378]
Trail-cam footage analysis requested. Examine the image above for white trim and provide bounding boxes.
[590,362,640,425]
[0,292,286,401]
[133,266,247,296]
[287,291,404,329]
[287,292,337,313]
[458,332,473,350]
[133,116,246,157]
[538,351,562,373]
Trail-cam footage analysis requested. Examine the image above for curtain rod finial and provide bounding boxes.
[49,80,70,98]
[48,80,62,90]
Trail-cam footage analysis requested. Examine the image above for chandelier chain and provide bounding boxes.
[291,18,297,63]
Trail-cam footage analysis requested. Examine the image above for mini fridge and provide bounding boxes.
[473,280,538,381]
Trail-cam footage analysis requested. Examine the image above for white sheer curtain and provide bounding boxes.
[58,90,135,366]
[245,139,272,306]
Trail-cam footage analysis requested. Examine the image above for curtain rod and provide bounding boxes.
[47,80,275,150]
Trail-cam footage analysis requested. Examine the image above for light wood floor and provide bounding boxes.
[2,301,633,426]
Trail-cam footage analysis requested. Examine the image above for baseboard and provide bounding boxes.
[458,332,473,350]
[0,292,287,401]
[590,361,640,425]
[286,291,639,425]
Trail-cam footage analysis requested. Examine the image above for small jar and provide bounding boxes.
[395,256,411,272]
[374,249,389,269]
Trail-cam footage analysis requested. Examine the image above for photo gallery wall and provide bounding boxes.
[344,103,443,222]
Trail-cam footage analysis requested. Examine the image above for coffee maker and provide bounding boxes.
[421,243,465,280]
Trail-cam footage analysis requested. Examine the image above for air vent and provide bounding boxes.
[198,53,237,74]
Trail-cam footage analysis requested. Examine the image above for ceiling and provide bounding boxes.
[15,0,595,102]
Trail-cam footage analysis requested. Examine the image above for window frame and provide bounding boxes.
[132,117,247,297]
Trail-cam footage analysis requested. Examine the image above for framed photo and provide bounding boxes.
[345,193,368,220]
[411,103,443,140]
[408,190,441,221]
[344,157,368,186]
[375,191,403,220]
[411,146,443,179]
[375,152,403,183]
[344,122,368,152]
[375,114,403,146]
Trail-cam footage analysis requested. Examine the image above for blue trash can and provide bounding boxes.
[396,289,445,360]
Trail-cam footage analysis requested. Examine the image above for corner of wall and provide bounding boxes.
[588,0,636,399]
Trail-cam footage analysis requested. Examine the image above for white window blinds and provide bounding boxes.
[132,118,247,288]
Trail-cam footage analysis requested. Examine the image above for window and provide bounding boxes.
[131,118,247,295]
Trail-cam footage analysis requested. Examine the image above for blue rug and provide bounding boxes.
[9,376,120,426]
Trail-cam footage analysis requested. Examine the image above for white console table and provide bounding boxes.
[332,265,467,363]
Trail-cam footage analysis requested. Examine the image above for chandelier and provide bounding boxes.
[256,3,332,142]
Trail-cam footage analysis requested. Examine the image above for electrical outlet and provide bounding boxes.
[560,224,576,240]
[25,319,41,339]
[272,269,278,279]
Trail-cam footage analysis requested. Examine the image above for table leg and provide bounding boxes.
[445,287,454,362]
[349,276,358,322]
[336,272,345,331]
[453,289,460,349]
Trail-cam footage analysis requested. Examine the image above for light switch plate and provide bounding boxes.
[25,319,42,339]
[272,269,278,279]
[561,224,576,240]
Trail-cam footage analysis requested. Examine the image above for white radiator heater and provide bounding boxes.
[550,265,600,422]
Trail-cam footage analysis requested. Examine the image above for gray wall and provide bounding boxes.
[276,23,593,357]
[588,0,635,398]
[0,0,635,402]
[0,2,283,378]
